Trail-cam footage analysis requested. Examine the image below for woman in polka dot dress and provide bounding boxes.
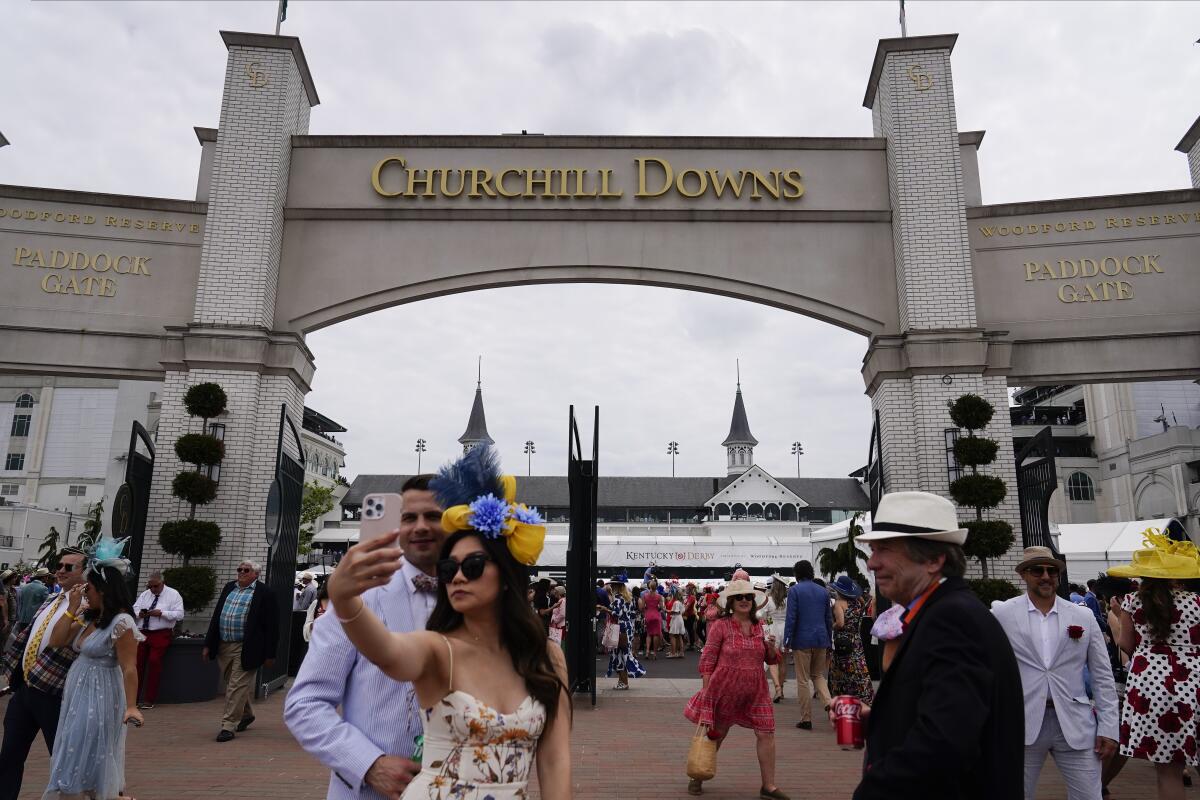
[1110,531,1200,799]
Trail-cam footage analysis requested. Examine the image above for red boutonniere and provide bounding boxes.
[1067,625,1084,640]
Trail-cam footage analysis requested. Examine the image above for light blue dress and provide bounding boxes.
[43,612,142,800]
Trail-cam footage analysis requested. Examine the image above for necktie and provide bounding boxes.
[23,594,64,679]
[142,592,160,631]
[411,574,438,594]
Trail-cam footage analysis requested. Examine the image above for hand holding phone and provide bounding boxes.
[359,493,403,545]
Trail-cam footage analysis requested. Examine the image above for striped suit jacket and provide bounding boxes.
[284,562,429,800]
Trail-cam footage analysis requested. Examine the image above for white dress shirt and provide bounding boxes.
[132,585,185,631]
[24,593,69,662]
[1026,595,1059,667]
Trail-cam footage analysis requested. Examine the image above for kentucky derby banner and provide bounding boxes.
[539,534,814,570]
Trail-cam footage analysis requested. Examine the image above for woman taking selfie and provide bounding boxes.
[42,536,143,800]
[683,576,787,799]
[327,447,570,798]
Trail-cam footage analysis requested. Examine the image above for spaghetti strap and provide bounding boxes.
[438,633,454,693]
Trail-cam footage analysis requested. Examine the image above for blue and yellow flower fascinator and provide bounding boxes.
[85,534,132,581]
[430,446,546,566]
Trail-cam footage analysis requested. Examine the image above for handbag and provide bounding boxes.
[686,721,718,781]
[602,621,620,650]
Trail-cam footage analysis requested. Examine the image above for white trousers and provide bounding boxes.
[1024,711,1102,800]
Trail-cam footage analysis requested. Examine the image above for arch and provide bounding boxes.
[731,503,747,519]
[715,503,730,518]
[14,393,34,408]
[765,503,780,520]
[748,503,764,518]
[1065,472,1094,502]
[1134,475,1177,520]
[781,504,798,521]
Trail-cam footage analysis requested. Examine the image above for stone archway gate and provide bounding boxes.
[2,32,1198,591]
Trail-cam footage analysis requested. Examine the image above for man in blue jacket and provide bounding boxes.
[783,560,832,730]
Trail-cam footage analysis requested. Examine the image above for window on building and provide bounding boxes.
[206,423,224,484]
[1067,472,1095,502]
[0,535,12,548]
[945,429,963,485]
[0,484,18,496]
[67,485,87,497]
[14,393,34,409]
[10,415,30,437]
[4,453,24,471]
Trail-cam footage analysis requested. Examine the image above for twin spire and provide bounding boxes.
[458,356,494,454]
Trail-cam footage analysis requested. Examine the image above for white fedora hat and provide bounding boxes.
[855,491,968,545]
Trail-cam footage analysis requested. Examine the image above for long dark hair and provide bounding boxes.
[1137,577,1180,644]
[427,531,568,722]
[83,565,135,630]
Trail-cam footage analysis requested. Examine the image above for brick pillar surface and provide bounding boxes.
[143,34,317,619]
[864,36,1021,580]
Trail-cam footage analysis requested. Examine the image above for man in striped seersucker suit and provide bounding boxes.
[285,475,445,800]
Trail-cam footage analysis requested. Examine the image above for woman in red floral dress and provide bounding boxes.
[683,578,787,799]
[1109,531,1200,800]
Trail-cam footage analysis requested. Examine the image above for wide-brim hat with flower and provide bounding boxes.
[716,579,767,610]
[1108,529,1200,580]
[431,446,546,566]
[855,491,968,545]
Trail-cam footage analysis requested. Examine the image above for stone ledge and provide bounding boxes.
[194,126,217,144]
[1176,115,1200,154]
[291,134,888,150]
[0,184,206,214]
[861,328,1012,395]
[219,30,319,107]
[160,325,316,391]
[967,188,1200,218]
[863,33,959,108]
[284,207,893,223]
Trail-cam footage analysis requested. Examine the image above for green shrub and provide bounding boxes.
[950,473,1007,510]
[966,577,1021,606]
[174,433,225,466]
[183,383,227,420]
[948,394,994,430]
[163,565,218,612]
[172,471,217,505]
[159,519,222,560]
[963,519,1016,564]
[953,436,999,468]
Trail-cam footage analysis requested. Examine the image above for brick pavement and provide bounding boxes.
[6,682,1178,799]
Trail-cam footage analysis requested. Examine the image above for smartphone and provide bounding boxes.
[359,492,403,544]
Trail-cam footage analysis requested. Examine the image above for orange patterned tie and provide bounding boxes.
[23,594,64,679]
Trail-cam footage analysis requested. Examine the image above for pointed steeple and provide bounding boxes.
[458,357,494,454]
[722,362,757,475]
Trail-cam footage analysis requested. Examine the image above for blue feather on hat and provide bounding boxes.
[430,446,506,509]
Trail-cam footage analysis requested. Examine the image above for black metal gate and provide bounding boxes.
[866,409,885,517]
[1016,426,1058,550]
[113,421,155,585]
[259,404,305,697]
[565,406,598,705]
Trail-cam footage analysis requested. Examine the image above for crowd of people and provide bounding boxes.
[1,453,1198,800]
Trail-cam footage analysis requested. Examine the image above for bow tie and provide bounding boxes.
[412,574,438,594]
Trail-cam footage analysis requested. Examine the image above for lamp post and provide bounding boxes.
[523,440,536,475]
[667,441,679,477]
[415,438,427,472]
[791,441,804,477]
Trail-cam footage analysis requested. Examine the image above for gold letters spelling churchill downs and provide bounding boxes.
[371,156,806,201]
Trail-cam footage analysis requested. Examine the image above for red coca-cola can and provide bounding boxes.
[831,695,864,750]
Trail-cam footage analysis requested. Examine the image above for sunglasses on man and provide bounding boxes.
[236,567,256,574]
[437,553,492,585]
[54,563,77,572]
[1024,565,1059,578]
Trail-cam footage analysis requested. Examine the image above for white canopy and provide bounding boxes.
[1057,518,1187,579]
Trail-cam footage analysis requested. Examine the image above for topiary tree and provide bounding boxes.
[159,382,227,611]
[947,393,1015,579]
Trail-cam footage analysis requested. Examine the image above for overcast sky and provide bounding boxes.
[3,2,1197,481]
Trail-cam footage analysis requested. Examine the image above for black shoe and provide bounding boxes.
[795,721,812,730]
[236,714,255,732]
[215,730,234,742]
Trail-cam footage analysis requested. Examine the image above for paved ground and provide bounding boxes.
[6,681,1180,799]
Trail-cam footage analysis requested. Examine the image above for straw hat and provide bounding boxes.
[1107,529,1200,580]
[1015,546,1066,574]
[32,567,50,578]
[716,579,767,610]
[855,491,967,545]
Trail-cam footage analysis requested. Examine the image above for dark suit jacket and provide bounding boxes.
[204,580,280,671]
[854,576,1023,800]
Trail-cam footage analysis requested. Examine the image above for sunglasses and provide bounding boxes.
[730,594,755,602]
[55,563,77,572]
[1025,566,1060,578]
[437,553,491,584]
[236,567,255,574]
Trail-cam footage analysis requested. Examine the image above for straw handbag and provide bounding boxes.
[686,721,717,781]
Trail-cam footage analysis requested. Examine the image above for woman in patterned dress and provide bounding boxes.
[605,577,645,689]
[829,575,875,705]
[683,578,788,799]
[1109,532,1200,800]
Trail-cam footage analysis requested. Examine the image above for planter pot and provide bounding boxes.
[154,636,221,704]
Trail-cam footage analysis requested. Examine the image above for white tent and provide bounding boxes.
[1057,518,1188,579]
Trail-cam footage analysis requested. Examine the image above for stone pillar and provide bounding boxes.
[1175,117,1200,189]
[862,35,1021,577]
[142,33,319,607]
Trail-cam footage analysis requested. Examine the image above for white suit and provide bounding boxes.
[993,594,1119,800]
